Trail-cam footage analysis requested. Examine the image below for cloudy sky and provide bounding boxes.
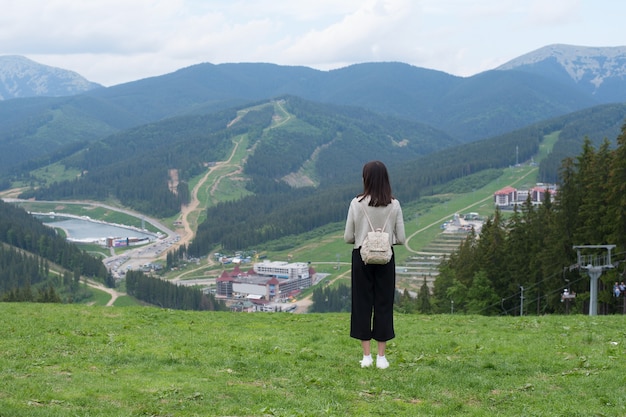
[2,0,625,86]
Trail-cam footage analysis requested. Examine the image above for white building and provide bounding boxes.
[217,261,313,301]
[494,184,557,208]
[253,260,310,280]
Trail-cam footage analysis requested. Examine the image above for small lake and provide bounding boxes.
[40,216,156,241]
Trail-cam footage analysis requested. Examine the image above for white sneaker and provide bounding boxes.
[360,355,373,368]
[376,355,389,369]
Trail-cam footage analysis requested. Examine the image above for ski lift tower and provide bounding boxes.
[573,244,616,316]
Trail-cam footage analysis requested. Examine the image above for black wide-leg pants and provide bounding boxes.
[350,248,396,342]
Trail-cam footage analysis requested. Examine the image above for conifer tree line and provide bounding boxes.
[309,284,351,313]
[0,201,108,279]
[0,245,89,303]
[125,270,226,311]
[17,110,247,218]
[0,245,59,302]
[0,201,110,302]
[433,124,626,315]
[309,283,434,314]
[312,123,626,316]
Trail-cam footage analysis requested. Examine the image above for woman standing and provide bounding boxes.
[344,160,405,369]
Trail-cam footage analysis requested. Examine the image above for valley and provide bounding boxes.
[2,154,541,307]
[2,95,555,312]
[0,98,559,309]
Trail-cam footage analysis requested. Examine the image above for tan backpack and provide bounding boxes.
[359,205,394,265]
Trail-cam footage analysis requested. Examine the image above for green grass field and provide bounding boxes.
[1,303,624,416]
[3,123,625,415]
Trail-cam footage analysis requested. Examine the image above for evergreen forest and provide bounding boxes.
[9,98,626,251]
[310,124,626,316]
[433,126,626,315]
[0,200,109,302]
[3,93,626,314]
[125,270,226,311]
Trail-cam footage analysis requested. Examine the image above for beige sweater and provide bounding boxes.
[343,196,406,249]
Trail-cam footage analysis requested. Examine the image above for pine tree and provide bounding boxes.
[396,288,415,314]
[505,203,533,297]
[466,270,500,315]
[577,139,612,245]
[417,278,432,314]
[432,260,455,313]
[606,124,626,250]
[474,209,507,300]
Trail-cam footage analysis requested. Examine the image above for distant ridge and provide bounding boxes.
[497,44,626,81]
[496,44,626,101]
[0,55,102,100]
[1,44,626,174]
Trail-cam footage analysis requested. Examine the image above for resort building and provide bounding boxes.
[494,186,517,207]
[216,260,314,302]
[494,184,557,208]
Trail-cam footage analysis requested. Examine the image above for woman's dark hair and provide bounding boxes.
[358,160,393,206]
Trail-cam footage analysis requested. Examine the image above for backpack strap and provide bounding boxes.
[361,203,395,232]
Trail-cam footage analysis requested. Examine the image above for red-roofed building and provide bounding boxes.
[531,186,556,205]
[494,184,557,208]
[216,270,235,298]
[216,260,313,301]
[494,186,517,207]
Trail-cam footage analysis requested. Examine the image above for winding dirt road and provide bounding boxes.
[85,279,120,306]
[174,137,242,251]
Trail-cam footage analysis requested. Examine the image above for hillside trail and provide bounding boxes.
[0,187,28,199]
[168,137,243,257]
[47,266,123,307]
[85,279,120,306]
[404,166,538,254]
[168,102,289,280]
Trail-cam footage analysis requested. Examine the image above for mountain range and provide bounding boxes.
[0,55,101,99]
[4,44,625,103]
[1,44,626,190]
[496,44,626,102]
[1,44,626,257]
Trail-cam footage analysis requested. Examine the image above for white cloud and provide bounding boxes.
[281,0,416,66]
[0,0,625,86]
[1,0,173,54]
[527,0,581,25]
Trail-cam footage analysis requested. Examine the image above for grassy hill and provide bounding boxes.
[1,303,624,416]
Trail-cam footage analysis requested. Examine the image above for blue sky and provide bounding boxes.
[1,0,625,86]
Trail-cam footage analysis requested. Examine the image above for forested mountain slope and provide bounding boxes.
[190,102,626,254]
[538,103,626,182]
[0,55,101,100]
[0,94,149,175]
[16,96,626,255]
[79,61,599,142]
[3,45,622,174]
[20,97,456,217]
